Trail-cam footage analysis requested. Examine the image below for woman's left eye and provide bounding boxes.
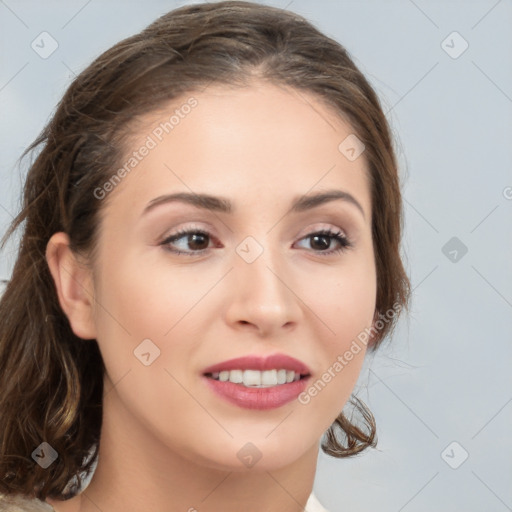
[295,229,352,255]
[160,228,352,256]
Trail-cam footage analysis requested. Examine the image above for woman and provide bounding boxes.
[0,2,410,511]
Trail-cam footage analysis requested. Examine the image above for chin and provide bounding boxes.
[180,431,318,473]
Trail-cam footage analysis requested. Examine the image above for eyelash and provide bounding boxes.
[160,227,353,257]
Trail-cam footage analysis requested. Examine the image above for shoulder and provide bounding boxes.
[306,492,330,512]
[0,493,55,512]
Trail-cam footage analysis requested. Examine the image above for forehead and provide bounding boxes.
[103,81,372,220]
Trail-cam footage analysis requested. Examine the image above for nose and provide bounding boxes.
[224,243,302,338]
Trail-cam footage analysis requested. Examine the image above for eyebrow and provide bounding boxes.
[141,189,366,219]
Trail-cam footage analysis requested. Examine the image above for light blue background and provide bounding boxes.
[1,1,511,510]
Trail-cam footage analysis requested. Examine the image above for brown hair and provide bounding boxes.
[0,0,410,501]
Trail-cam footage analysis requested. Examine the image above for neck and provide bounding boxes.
[59,381,319,512]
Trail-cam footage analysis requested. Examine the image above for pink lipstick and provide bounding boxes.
[202,354,311,410]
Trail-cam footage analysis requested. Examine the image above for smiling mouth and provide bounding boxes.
[204,369,309,388]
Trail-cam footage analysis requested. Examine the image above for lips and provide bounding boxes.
[202,354,311,410]
[202,353,311,375]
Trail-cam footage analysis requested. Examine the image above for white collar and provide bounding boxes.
[307,492,330,512]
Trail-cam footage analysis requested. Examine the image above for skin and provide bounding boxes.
[45,80,377,512]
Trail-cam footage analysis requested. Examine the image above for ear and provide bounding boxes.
[45,232,97,340]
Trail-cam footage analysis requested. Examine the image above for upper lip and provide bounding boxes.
[202,353,311,375]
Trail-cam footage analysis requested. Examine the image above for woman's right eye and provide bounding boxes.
[160,228,214,256]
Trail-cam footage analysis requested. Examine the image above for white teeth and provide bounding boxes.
[209,369,304,387]
[229,369,243,383]
[261,369,277,386]
[243,370,261,386]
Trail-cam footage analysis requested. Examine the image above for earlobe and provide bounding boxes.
[45,232,97,340]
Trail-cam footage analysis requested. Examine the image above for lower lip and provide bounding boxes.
[203,376,310,410]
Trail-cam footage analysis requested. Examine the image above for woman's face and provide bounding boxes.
[87,81,377,471]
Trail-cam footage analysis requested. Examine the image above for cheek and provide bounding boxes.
[94,247,195,335]
[296,256,376,418]
[90,253,207,437]
[91,246,214,391]
[309,254,377,347]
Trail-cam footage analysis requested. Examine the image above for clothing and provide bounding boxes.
[306,492,330,511]
[1,492,329,511]
[0,493,54,511]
